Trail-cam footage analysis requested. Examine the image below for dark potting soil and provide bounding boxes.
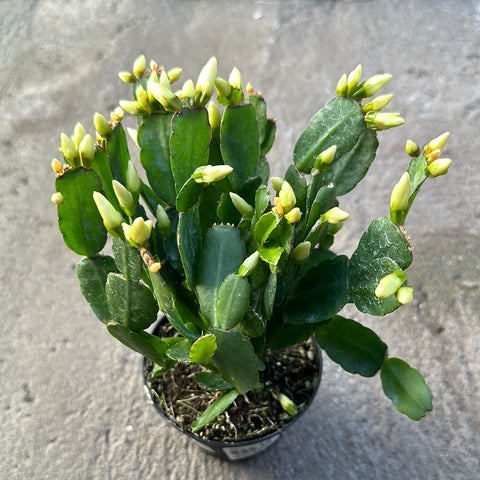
[144,321,320,443]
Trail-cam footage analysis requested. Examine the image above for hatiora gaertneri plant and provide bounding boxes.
[50,56,452,432]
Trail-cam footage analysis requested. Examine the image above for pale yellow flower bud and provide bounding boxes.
[322,207,349,225]
[424,132,450,157]
[396,286,414,305]
[50,192,64,205]
[284,207,302,224]
[293,241,311,263]
[207,101,221,131]
[405,140,420,157]
[425,158,452,178]
[314,145,337,170]
[361,94,393,113]
[238,251,260,278]
[347,64,362,96]
[215,77,232,98]
[193,165,233,183]
[167,67,183,83]
[51,158,65,176]
[390,172,411,212]
[375,270,407,298]
[112,180,135,217]
[79,134,95,168]
[336,73,348,97]
[279,181,296,214]
[93,191,123,230]
[93,112,112,138]
[156,204,171,237]
[229,192,254,217]
[270,177,284,193]
[118,71,137,83]
[72,122,87,147]
[228,67,242,90]
[60,133,79,167]
[135,85,151,114]
[133,54,146,78]
[126,161,142,193]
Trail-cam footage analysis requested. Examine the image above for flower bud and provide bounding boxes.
[284,207,302,224]
[119,100,144,116]
[229,192,254,217]
[270,177,284,193]
[354,73,392,98]
[167,67,183,83]
[365,111,404,131]
[405,139,420,157]
[336,73,348,97]
[347,64,362,96]
[425,158,452,178]
[133,54,146,78]
[375,270,407,298]
[110,106,124,123]
[424,132,450,157]
[135,85,151,114]
[78,134,95,168]
[313,145,337,170]
[147,81,183,112]
[50,192,64,205]
[322,207,349,225]
[60,133,79,167]
[149,262,161,273]
[125,160,142,193]
[51,158,65,176]
[361,94,393,113]
[196,57,217,106]
[215,77,232,98]
[279,181,296,213]
[238,251,260,278]
[112,180,135,217]
[181,79,195,103]
[118,71,137,83]
[396,286,414,305]
[93,112,113,138]
[72,122,87,147]
[193,165,233,183]
[228,67,242,90]
[390,172,411,212]
[293,241,311,263]
[156,204,171,237]
[277,393,298,417]
[129,217,153,247]
[93,191,124,230]
[207,101,221,131]
[426,149,441,164]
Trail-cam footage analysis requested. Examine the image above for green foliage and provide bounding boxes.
[51,57,451,431]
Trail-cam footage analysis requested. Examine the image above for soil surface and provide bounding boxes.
[144,322,321,442]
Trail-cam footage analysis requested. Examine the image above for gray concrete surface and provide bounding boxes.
[1,0,479,478]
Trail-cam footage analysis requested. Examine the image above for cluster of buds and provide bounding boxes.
[271,180,302,224]
[140,248,161,273]
[58,123,95,169]
[375,269,413,305]
[215,66,244,106]
[423,132,451,178]
[336,65,403,131]
[122,217,153,249]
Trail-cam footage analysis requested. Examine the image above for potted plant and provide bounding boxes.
[50,56,452,460]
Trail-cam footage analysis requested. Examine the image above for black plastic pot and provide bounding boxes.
[143,325,322,462]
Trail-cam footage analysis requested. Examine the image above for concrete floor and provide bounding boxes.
[1,0,479,478]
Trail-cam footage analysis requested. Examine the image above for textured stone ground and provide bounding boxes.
[1,0,479,478]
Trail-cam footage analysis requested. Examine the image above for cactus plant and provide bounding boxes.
[50,56,452,435]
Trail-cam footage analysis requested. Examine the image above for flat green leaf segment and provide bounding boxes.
[107,124,131,185]
[170,108,211,193]
[56,168,107,256]
[90,148,120,211]
[211,329,260,394]
[195,372,234,391]
[106,322,170,367]
[349,217,412,315]
[220,104,260,191]
[112,238,143,282]
[315,316,387,377]
[190,334,217,363]
[106,273,158,332]
[196,226,246,327]
[76,256,117,323]
[293,97,366,174]
[138,113,176,205]
[381,358,433,420]
[322,128,379,196]
[216,274,250,330]
[177,206,201,288]
[284,255,349,323]
[191,389,239,432]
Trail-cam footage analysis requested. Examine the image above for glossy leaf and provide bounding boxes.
[90,147,121,210]
[166,338,192,361]
[138,113,176,205]
[220,104,260,191]
[106,273,158,332]
[170,108,211,193]
[191,389,239,432]
[322,127,378,196]
[177,205,201,288]
[381,358,433,420]
[195,372,234,391]
[175,176,203,212]
[112,237,143,282]
[76,255,117,322]
[211,329,260,394]
[293,97,365,173]
[284,255,349,324]
[106,321,170,367]
[315,316,387,377]
[216,274,250,330]
[196,226,245,326]
[107,124,131,184]
[190,334,217,363]
[55,168,107,256]
[253,211,279,245]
